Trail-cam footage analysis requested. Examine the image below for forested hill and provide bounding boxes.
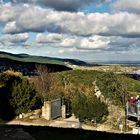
[0,51,92,66]
[0,57,73,75]
[0,51,95,75]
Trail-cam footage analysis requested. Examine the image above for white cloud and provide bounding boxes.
[0,4,24,23]
[60,37,79,47]
[36,33,63,43]
[35,33,140,53]
[3,5,48,33]
[80,36,110,49]
[112,0,140,14]
[36,33,110,49]
[58,49,65,54]
[0,33,28,44]
[0,4,15,22]
[1,5,140,38]
[4,21,18,33]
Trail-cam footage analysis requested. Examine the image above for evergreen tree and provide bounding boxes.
[0,70,42,120]
[9,78,40,115]
[71,91,108,123]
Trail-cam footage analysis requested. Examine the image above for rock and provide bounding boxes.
[19,114,23,119]
[23,112,33,118]
[33,109,41,116]
[29,115,39,119]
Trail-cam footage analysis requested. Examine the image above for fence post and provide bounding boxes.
[62,105,66,119]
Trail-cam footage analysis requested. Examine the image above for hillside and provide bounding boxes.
[54,70,140,93]
[0,51,93,75]
[53,69,140,112]
[53,70,140,129]
[0,51,93,66]
[0,57,72,75]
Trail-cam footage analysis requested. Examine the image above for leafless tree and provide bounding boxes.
[33,65,52,102]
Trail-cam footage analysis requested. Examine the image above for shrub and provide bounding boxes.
[71,90,108,123]
[0,70,42,120]
[9,78,41,115]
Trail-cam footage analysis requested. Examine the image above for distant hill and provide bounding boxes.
[0,51,92,66]
[0,57,72,75]
[0,51,78,75]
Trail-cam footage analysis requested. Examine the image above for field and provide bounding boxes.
[71,64,140,74]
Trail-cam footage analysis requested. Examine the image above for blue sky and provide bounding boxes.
[0,0,140,62]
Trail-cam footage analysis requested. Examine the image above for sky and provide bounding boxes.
[0,0,140,62]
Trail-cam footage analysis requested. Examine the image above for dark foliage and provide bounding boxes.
[71,91,108,123]
[0,71,42,120]
[0,57,72,76]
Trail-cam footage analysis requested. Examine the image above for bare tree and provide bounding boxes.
[110,73,128,132]
[33,65,52,102]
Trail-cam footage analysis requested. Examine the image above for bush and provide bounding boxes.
[71,91,108,123]
[9,78,41,115]
[0,70,42,120]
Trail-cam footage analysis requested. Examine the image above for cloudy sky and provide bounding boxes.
[0,0,140,62]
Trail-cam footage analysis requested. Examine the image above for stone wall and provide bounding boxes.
[42,100,66,120]
[42,101,51,120]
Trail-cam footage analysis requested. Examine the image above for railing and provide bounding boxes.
[127,102,140,119]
